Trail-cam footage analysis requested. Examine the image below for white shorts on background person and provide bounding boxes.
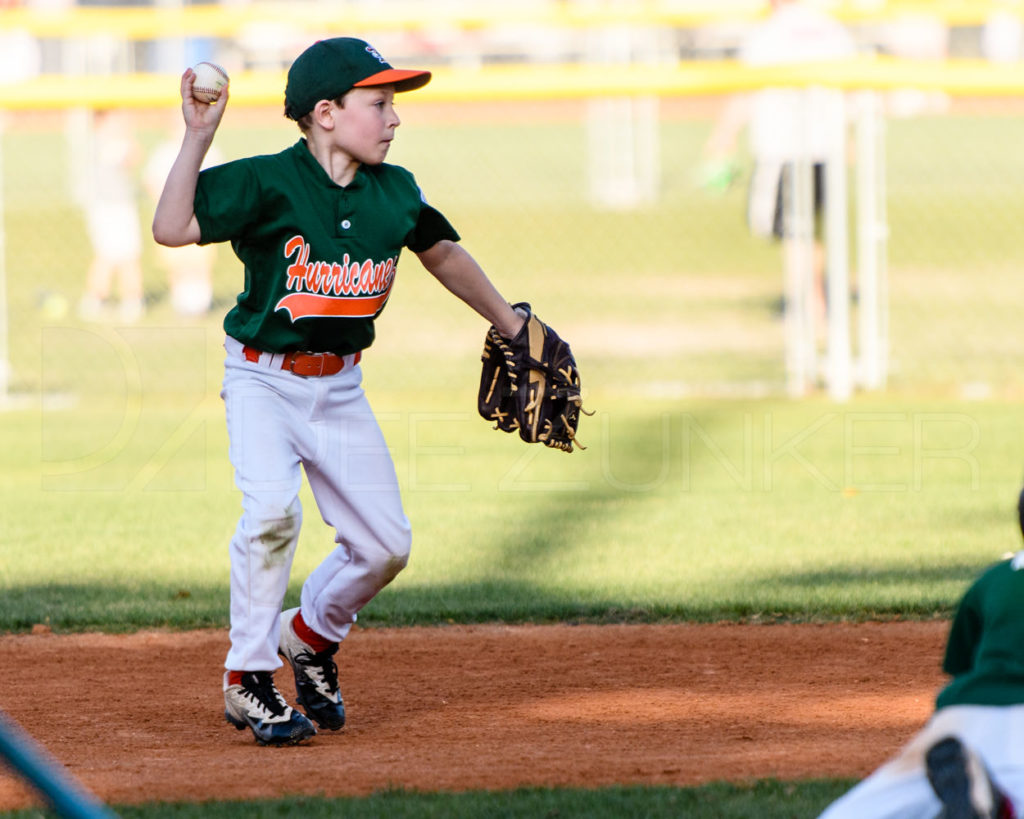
[87,203,142,263]
[819,704,1024,818]
[220,335,411,673]
[747,160,825,241]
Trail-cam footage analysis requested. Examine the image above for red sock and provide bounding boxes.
[293,609,334,652]
[227,670,245,686]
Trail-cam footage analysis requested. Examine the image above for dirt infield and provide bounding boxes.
[0,622,948,810]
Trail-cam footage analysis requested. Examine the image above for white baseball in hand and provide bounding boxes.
[191,61,229,104]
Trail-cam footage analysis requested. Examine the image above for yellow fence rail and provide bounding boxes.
[2,57,1024,111]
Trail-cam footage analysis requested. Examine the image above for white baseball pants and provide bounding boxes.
[220,335,411,672]
[818,704,1024,818]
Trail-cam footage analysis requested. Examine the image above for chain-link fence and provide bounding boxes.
[4,92,1024,403]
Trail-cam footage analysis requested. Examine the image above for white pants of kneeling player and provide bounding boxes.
[221,335,411,672]
[818,704,1024,819]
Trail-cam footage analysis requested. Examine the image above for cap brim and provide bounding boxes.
[354,68,432,93]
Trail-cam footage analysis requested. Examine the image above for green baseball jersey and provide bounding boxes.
[194,138,458,355]
[935,553,1024,709]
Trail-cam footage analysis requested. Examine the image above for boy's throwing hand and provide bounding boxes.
[180,67,229,134]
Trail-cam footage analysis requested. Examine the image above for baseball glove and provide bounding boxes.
[478,303,587,452]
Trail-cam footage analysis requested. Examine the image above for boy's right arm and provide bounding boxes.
[152,69,228,247]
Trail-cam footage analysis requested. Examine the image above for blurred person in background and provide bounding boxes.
[697,0,856,328]
[0,0,40,86]
[818,489,1024,819]
[983,0,1024,64]
[877,9,949,118]
[78,107,145,324]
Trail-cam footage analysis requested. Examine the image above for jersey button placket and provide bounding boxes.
[336,191,356,239]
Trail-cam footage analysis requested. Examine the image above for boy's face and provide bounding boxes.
[332,85,400,165]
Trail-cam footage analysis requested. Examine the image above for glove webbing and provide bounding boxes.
[483,330,520,431]
[492,327,588,451]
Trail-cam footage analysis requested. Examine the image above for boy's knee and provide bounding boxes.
[374,551,409,587]
[246,499,302,564]
[365,525,411,584]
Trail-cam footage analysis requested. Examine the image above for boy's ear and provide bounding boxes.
[312,99,336,130]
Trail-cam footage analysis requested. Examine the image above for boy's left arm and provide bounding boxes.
[416,240,524,338]
[420,239,587,452]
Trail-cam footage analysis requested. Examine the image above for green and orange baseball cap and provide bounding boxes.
[284,37,431,120]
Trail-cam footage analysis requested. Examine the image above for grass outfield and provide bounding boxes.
[2,103,1024,815]
[4,388,1021,631]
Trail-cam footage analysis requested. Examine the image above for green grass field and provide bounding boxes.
[1,781,857,819]
[2,102,1024,817]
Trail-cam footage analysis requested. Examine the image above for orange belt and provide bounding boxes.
[242,345,361,377]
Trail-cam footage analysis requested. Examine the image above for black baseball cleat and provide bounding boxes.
[279,608,346,730]
[925,735,1007,819]
[223,670,317,746]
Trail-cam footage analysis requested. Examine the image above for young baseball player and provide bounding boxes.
[152,37,525,745]
[817,489,1024,819]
